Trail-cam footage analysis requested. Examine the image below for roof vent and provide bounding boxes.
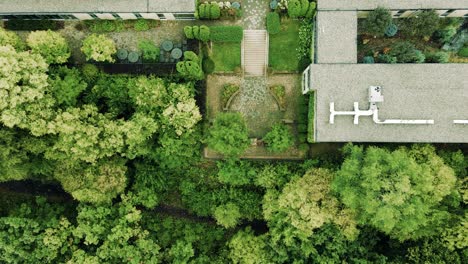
[369,86,384,103]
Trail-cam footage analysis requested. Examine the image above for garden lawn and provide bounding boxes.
[269,19,301,72]
[211,42,241,72]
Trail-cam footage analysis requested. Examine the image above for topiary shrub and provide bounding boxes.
[222,84,239,107]
[192,26,200,40]
[177,52,204,81]
[207,112,250,157]
[306,2,317,18]
[363,56,375,64]
[202,57,215,74]
[183,51,199,62]
[128,51,139,63]
[385,23,398,37]
[0,28,25,50]
[26,30,70,64]
[117,49,128,60]
[138,39,160,62]
[210,3,221,19]
[199,25,211,42]
[267,12,281,35]
[300,0,309,17]
[288,0,302,18]
[184,26,194,39]
[210,26,243,42]
[389,41,425,63]
[364,7,392,37]
[425,51,449,63]
[81,34,117,63]
[198,3,208,19]
[263,124,294,153]
[134,19,150,31]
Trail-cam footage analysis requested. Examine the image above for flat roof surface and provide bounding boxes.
[316,11,357,64]
[0,0,196,13]
[319,0,468,10]
[311,64,468,143]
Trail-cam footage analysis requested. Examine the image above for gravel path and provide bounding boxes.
[242,0,269,30]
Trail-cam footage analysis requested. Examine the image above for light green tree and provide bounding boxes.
[332,144,457,241]
[27,30,70,64]
[0,28,25,50]
[81,34,116,62]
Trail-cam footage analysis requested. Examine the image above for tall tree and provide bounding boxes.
[332,144,457,241]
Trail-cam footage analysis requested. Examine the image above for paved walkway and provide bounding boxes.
[242,0,269,30]
[230,77,283,137]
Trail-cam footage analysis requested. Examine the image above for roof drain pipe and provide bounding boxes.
[371,103,434,125]
[453,120,468,124]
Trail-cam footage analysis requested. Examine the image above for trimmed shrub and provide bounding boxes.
[128,51,139,63]
[138,39,160,62]
[288,0,302,18]
[270,0,278,10]
[306,2,317,18]
[210,3,221,19]
[183,51,199,62]
[85,20,125,33]
[193,26,200,40]
[184,26,194,39]
[0,28,25,50]
[263,124,294,153]
[222,84,239,106]
[385,23,398,37]
[267,12,281,35]
[177,60,203,80]
[363,7,392,37]
[425,51,449,63]
[134,19,150,31]
[27,30,70,64]
[202,57,215,74]
[300,0,309,17]
[198,3,208,18]
[199,25,211,42]
[389,41,425,63]
[117,49,128,60]
[363,56,375,64]
[81,34,117,62]
[210,26,243,42]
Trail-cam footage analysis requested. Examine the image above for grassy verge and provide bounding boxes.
[307,91,315,143]
[269,19,301,72]
[211,42,241,72]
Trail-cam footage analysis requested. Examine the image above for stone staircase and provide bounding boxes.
[242,30,268,76]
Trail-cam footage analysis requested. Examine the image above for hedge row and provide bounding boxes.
[209,26,243,42]
[267,12,280,35]
[307,91,315,143]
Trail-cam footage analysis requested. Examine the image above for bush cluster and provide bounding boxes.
[388,41,425,63]
[4,19,63,31]
[425,51,449,63]
[287,0,316,19]
[397,10,439,38]
[138,39,160,62]
[26,30,70,64]
[263,124,294,153]
[198,2,221,20]
[85,20,125,33]
[266,12,281,35]
[81,34,117,63]
[210,26,243,42]
[363,7,392,37]
[184,25,210,42]
[176,51,204,80]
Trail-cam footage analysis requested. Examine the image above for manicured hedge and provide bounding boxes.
[5,20,64,31]
[267,12,280,35]
[307,91,315,143]
[210,26,243,42]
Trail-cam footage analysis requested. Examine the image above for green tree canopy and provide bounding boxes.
[363,7,393,37]
[207,112,250,158]
[332,144,457,241]
[26,30,70,64]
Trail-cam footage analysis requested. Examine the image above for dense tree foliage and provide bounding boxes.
[363,7,393,37]
[207,112,250,158]
[26,30,70,64]
[332,144,457,241]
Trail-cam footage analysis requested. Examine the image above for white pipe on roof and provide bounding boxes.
[454,120,468,124]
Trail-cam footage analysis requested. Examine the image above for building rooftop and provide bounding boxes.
[0,0,196,13]
[316,11,357,64]
[311,64,468,143]
[318,0,468,11]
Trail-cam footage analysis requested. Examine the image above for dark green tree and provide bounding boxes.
[363,7,393,37]
[207,112,250,158]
